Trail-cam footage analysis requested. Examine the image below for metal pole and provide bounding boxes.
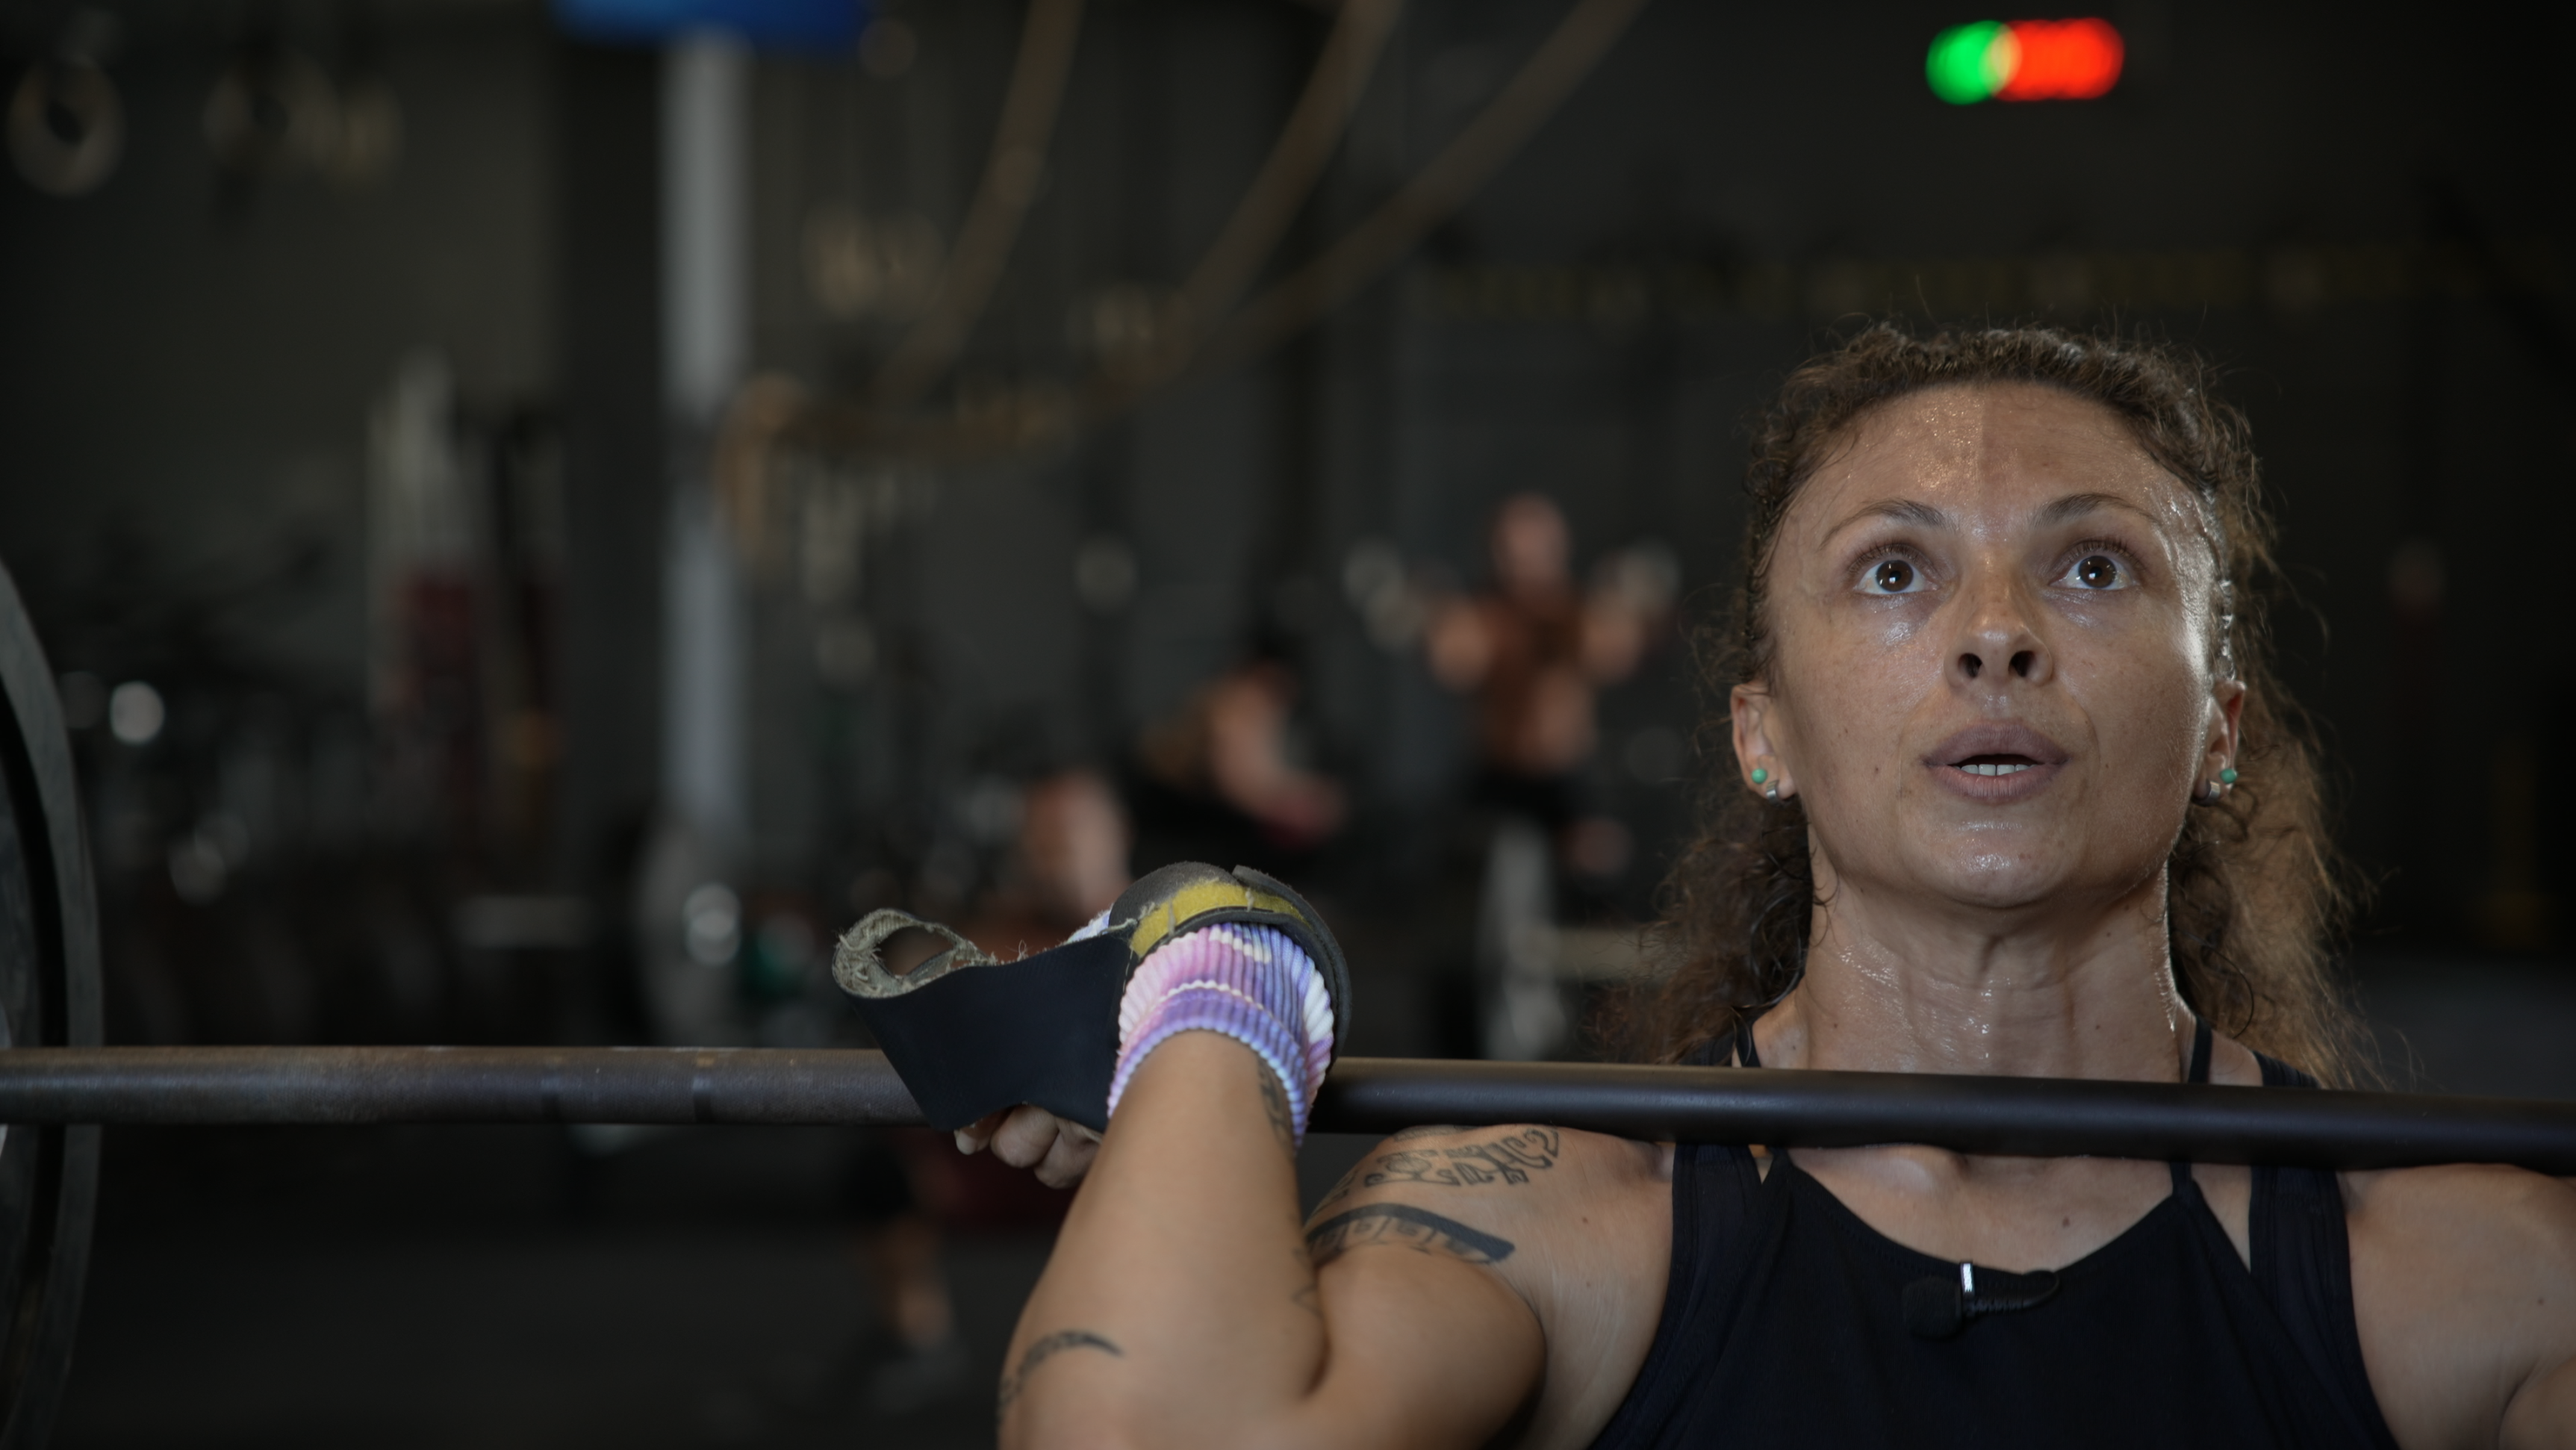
[0,1048,922,1128]
[1,1048,2573,1174]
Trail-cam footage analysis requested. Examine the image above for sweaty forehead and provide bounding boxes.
[1801,381,2201,540]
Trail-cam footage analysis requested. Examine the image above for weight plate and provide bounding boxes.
[0,560,101,1449]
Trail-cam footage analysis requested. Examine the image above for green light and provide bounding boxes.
[1926,20,2009,105]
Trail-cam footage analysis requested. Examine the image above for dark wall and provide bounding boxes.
[553,38,665,894]
[3,0,2570,958]
[0,4,556,687]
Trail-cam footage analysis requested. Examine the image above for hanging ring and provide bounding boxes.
[9,59,123,196]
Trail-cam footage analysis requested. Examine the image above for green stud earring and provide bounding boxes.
[1750,768,1769,785]
[2218,768,2239,785]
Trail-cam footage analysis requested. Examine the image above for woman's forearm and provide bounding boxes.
[1001,1031,1324,1447]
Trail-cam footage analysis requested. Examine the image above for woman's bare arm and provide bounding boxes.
[2349,1164,2576,1449]
[998,1031,1549,1450]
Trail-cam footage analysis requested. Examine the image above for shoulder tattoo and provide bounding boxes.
[1363,1127,1561,1189]
[1310,1126,1566,1216]
[1305,1202,1516,1269]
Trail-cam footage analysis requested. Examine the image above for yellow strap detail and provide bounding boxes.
[1126,880,1310,959]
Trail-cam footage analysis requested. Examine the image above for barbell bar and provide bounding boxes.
[5,1045,2575,1175]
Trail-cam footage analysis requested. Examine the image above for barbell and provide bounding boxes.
[0,1045,2572,1171]
[2,561,2574,1446]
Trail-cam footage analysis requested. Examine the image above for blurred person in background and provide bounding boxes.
[1427,492,1673,882]
[1129,645,1347,879]
[962,770,1136,953]
[1425,493,1675,1057]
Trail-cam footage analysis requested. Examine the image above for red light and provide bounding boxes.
[1993,19,2123,101]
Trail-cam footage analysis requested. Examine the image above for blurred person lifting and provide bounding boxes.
[1426,492,1673,882]
[1425,494,1674,1057]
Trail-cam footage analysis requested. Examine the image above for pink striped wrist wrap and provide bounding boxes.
[1107,923,1335,1144]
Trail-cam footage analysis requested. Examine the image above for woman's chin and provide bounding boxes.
[1892,838,2170,921]
[1861,832,2125,915]
[1911,857,2061,911]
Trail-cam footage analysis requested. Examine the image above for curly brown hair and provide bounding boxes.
[1603,322,2364,1084]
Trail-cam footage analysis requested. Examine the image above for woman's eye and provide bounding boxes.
[2062,554,2129,591]
[1863,558,1926,594]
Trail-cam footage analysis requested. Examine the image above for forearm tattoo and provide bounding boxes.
[1256,1060,1295,1150]
[1305,1202,1516,1269]
[995,1329,1122,1417]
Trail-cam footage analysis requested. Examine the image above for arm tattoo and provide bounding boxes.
[1306,1203,1516,1269]
[995,1328,1121,1417]
[1311,1154,1372,1214]
[1363,1127,1561,1189]
[1310,1126,1562,1216]
[1255,1060,1294,1151]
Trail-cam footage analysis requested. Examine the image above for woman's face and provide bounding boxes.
[1735,382,2241,922]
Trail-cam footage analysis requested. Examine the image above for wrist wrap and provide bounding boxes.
[1108,923,1334,1142]
[831,862,1348,1136]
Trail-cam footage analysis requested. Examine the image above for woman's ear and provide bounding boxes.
[2203,678,2247,782]
[1732,682,1791,799]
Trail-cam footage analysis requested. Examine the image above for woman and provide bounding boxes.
[959,325,2576,1447]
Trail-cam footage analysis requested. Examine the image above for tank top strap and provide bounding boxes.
[1732,1012,1765,1070]
[1596,1019,1777,1448]
[2241,1048,2401,1446]
[2166,1017,2215,1194]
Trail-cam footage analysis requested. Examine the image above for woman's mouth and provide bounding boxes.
[1923,726,2070,802]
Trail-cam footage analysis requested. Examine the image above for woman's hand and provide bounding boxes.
[956,1105,1101,1189]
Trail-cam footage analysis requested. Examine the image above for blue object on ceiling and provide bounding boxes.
[553,0,869,52]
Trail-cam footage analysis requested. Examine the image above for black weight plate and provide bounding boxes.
[0,561,100,1449]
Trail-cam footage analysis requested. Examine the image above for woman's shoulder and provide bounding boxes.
[2342,1159,2576,1269]
[2342,1163,2576,1445]
[2342,1160,2576,1279]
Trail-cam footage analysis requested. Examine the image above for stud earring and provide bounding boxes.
[1750,767,1769,785]
[2218,767,2239,785]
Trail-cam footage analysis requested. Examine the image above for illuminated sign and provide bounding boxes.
[1926,19,2124,103]
[553,0,866,50]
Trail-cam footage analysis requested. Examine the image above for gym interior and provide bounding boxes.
[1,0,2569,1443]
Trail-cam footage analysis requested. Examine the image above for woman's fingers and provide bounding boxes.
[968,1106,1104,1187]
[1034,1124,1102,1189]
[989,1104,1069,1169]
[955,1109,1012,1156]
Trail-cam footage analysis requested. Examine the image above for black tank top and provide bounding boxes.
[1591,1018,2400,1449]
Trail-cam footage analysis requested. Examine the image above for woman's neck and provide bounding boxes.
[1759,871,2192,1083]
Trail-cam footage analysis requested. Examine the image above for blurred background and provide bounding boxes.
[0,0,2569,1443]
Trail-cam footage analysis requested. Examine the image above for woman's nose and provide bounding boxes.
[1950,578,2051,686]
